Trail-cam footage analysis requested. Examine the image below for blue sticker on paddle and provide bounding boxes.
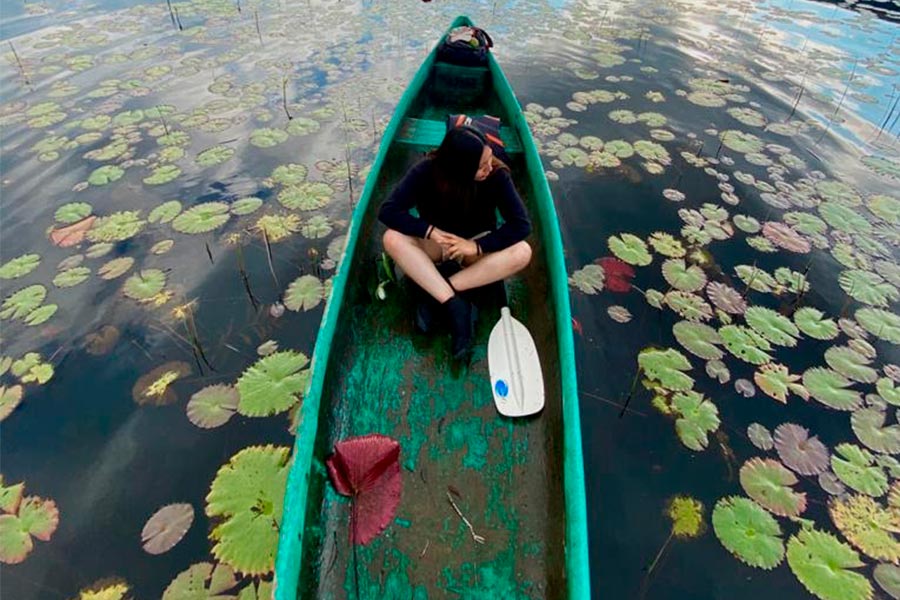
[494,379,509,397]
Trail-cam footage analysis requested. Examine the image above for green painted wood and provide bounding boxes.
[396,117,524,152]
[274,15,590,600]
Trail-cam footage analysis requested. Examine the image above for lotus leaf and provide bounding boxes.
[735,264,777,293]
[559,147,589,167]
[868,194,900,225]
[720,325,772,365]
[634,140,670,163]
[773,423,829,475]
[739,457,807,517]
[569,264,604,294]
[88,165,125,186]
[249,128,288,148]
[706,282,747,314]
[748,423,774,451]
[173,202,231,234]
[187,385,239,429]
[0,496,59,564]
[157,131,190,147]
[24,304,57,326]
[0,385,24,421]
[833,243,871,270]
[819,202,872,235]
[878,378,900,406]
[720,130,764,154]
[123,269,166,301]
[667,496,704,538]
[143,165,182,185]
[787,529,872,600]
[142,503,194,555]
[278,182,333,211]
[0,254,40,279]
[608,233,651,266]
[237,351,310,417]
[665,291,713,322]
[53,266,90,288]
[851,408,900,454]
[832,443,888,497]
[825,346,878,384]
[11,353,53,384]
[794,307,838,340]
[855,308,900,344]
[803,367,863,411]
[745,306,799,347]
[196,145,235,167]
[284,275,324,312]
[638,347,694,392]
[205,445,290,575]
[672,321,723,360]
[132,362,191,406]
[604,139,634,158]
[648,232,685,258]
[301,215,332,240]
[87,211,145,243]
[1,285,47,320]
[840,270,899,307]
[286,117,320,136]
[162,562,239,600]
[55,202,92,224]
[672,390,720,451]
[733,214,761,233]
[0,477,24,513]
[98,257,134,280]
[713,496,784,569]
[754,364,807,403]
[875,563,900,599]
[662,259,706,292]
[148,201,183,224]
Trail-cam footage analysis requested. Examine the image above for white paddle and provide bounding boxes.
[487,306,545,417]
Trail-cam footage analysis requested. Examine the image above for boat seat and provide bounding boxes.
[396,117,523,153]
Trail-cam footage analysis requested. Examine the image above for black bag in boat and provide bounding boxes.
[436,26,493,66]
[447,113,511,165]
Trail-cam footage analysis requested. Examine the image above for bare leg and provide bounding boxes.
[449,241,532,292]
[382,229,455,303]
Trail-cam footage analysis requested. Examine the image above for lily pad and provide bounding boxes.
[745,306,799,347]
[230,197,263,216]
[55,202,92,224]
[855,308,900,344]
[173,202,231,234]
[1,285,47,320]
[0,385,24,421]
[787,529,872,600]
[53,266,90,288]
[739,457,807,517]
[0,254,41,280]
[206,445,290,575]
[665,291,713,322]
[142,503,194,555]
[875,563,900,599]
[162,562,239,600]
[249,128,288,148]
[569,264,604,294]
[24,304,57,326]
[98,257,134,280]
[148,201,183,224]
[123,269,166,301]
[0,496,60,564]
[673,321,723,360]
[284,275,324,312]
[825,346,878,384]
[11,353,53,384]
[735,264,777,293]
[720,325,772,365]
[832,443,889,497]
[755,364,807,404]
[748,423,774,451]
[143,165,182,185]
[236,351,310,417]
[187,385,239,429]
[196,145,235,167]
[773,423,829,475]
[254,214,301,242]
[839,270,899,307]
[851,408,900,454]
[87,211,146,243]
[132,362,191,406]
[803,368,863,411]
[88,165,125,186]
[794,307,839,340]
[277,182,333,211]
[667,496,704,538]
[662,259,706,292]
[639,347,694,391]
[706,282,747,314]
[830,494,900,564]
[672,390,720,451]
[713,496,784,569]
[301,215,332,239]
[608,233,652,266]
[648,232,685,257]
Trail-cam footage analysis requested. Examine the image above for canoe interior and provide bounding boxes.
[296,62,567,599]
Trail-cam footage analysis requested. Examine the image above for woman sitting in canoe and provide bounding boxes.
[379,125,532,359]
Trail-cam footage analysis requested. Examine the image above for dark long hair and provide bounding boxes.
[426,126,509,215]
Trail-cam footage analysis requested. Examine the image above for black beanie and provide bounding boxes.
[434,126,486,182]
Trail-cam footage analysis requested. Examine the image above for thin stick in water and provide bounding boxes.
[254,9,263,45]
[619,366,643,418]
[7,42,30,86]
[282,77,293,120]
[262,227,280,288]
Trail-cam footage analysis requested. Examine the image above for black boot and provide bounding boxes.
[412,283,438,334]
[443,294,473,359]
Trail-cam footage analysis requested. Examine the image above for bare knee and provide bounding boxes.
[382,229,408,257]
[510,241,532,271]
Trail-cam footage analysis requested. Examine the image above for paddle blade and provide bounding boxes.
[488,307,545,417]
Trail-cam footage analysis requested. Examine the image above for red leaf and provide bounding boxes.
[49,215,96,247]
[325,434,402,545]
[572,317,583,336]
[596,256,634,293]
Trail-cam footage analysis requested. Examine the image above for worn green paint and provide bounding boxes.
[274,15,590,600]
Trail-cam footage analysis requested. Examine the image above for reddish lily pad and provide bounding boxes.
[595,256,634,292]
[49,215,96,247]
[739,457,807,517]
[773,423,829,475]
[142,503,194,554]
[706,282,748,314]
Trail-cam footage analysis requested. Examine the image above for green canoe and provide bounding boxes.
[274,15,590,599]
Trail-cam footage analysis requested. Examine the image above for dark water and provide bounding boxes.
[1,0,898,599]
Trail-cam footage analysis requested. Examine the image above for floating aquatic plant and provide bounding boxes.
[148,200,183,224]
[672,390,720,451]
[1,285,47,321]
[839,270,899,308]
[665,291,713,322]
[739,457,807,517]
[236,351,310,417]
[607,306,631,323]
[143,165,182,186]
[196,145,234,167]
[132,362,191,406]
[0,385,24,422]
[855,308,900,344]
[11,353,53,385]
[672,321,723,360]
[713,496,784,569]
[230,197,263,216]
[206,444,290,575]
[648,232,685,257]
[851,408,900,455]
[794,307,838,340]
[141,503,194,555]
[254,213,301,242]
[803,368,862,411]
[744,306,799,347]
[608,233,652,266]
[50,215,97,247]
[832,443,888,497]
[123,269,166,302]
[87,211,145,243]
[24,304,57,326]
[569,264,604,294]
[754,364,807,404]
[88,165,125,186]
[747,423,774,451]
[706,282,747,314]
[642,495,705,593]
[734,264,778,294]
[662,259,706,292]
[284,275,324,312]
[172,202,231,234]
[829,494,900,564]
[0,495,59,564]
[0,254,40,280]
[162,562,239,600]
[98,257,134,280]
[786,528,872,600]
[825,346,878,384]
[773,423,829,475]
[301,215,332,239]
[596,257,633,292]
[187,385,239,429]
[249,128,288,148]
[55,202,92,224]
[720,325,772,365]
[53,266,90,288]
[874,563,900,599]
[638,347,694,392]
[75,581,131,600]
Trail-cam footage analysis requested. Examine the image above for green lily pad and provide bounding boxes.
[187,385,240,429]
[53,267,90,288]
[803,367,862,411]
[230,197,263,216]
[162,562,239,600]
[713,496,784,570]
[98,257,134,280]
[206,445,290,575]
[774,267,810,294]
[0,255,41,280]
[720,130,764,154]
[851,408,900,454]
[794,307,838,340]
[172,203,231,234]
[277,182,333,211]
[647,232,685,257]
[672,321,723,360]
[55,202,92,224]
[662,259,706,292]
[638,347,694,391]
[151,240,174,255]
[0,477,24,513]
[855,308,900,344]
[284,275,324,312]
[123,270,166,301]
[271,163,308,185]
[867,194,900,225]
[672,390,720,451]
[786,528,872,600]
[878,378,900,406]
[143,165,182,185]
[839,270,899,307]
[148,201,183,224]
[10,353,53,384]
[301,215,332,239]
[254,214,301,242]
[720,325,773,365]
[819,202,872,235]
[88,165,125,186]
[196,145,235,167]
[157,131,191,147]
[569,264,604,294]
[24,304,57,326]
[875,563,900,599]
[739,457,807,517]
[236,351,310,417]
[665,291,713,322]
[824,346,878,384]
[1,285,47,320]
[286,117,320,136]
[87,211,146,243]
[832,443,888,497]
[249,128,288,148]
[0,496,59,564]
[0,385,24,421]
[735,264,778,293]
[733,214,761,234]
[745,306,800,347]
[608,233,652,266]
